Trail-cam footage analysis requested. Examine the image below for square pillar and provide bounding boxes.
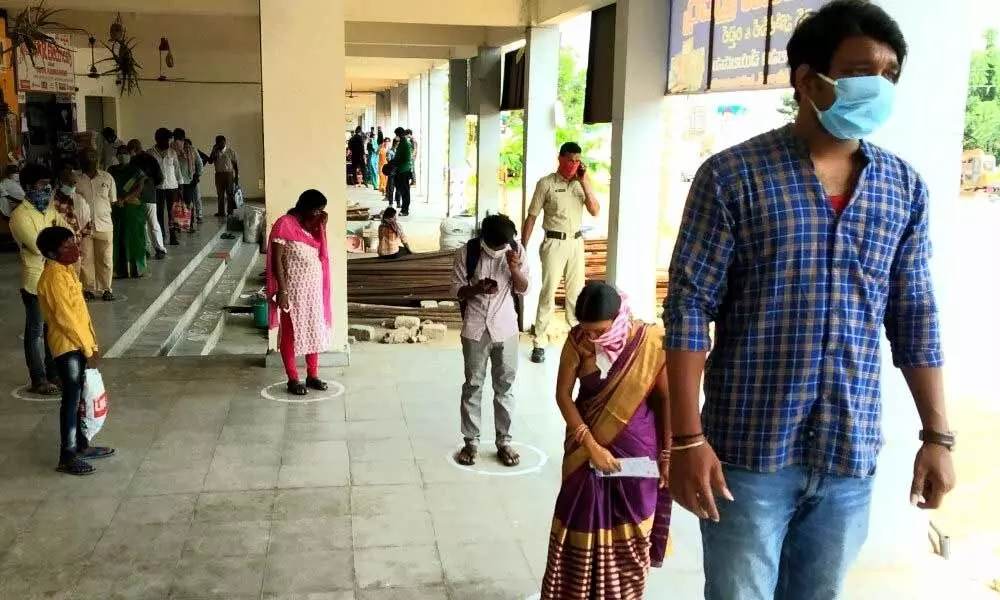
[448,59,470,215]
[428,67,448,205]
[521,26,561,326]
[408,76,422,195]
[606,0,669,321]
[260,0,348,363]
[473,47,502,223]
[420,71,431,201]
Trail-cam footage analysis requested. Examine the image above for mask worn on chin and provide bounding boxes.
[481,241,509,259]
[810,73,895,140]
[26,186,52,211]
[60,248,81,264]
[59,185,76,197]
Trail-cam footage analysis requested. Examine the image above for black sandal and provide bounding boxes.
[305,377,328,391]
[497,444,521,467]
[78,447,116,460]
[57,458,95,476]
[455,443,478,466]
[28,382,60,396]
[286,380,307,396]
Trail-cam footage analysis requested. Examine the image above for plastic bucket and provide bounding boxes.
[252,298,269,329]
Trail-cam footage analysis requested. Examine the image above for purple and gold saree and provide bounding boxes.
[541,323,672,600]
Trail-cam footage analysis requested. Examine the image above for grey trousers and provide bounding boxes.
[460,331,518,447]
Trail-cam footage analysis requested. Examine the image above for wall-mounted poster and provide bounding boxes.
[666,0,826,93]
[16,33,75,94]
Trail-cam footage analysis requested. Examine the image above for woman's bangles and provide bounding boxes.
[572,423,592,445]
[670,432,707,452]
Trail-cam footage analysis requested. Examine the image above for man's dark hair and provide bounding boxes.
[575,280,622,323]
[102,127,116,140]
[480,213,517,248]
[172,127,186,140]
[154,127,172,142]
[394,127,406,137]
[36,226,74,260]
[559,141,582,156]
[126,138,144,154]
[19,163,51,188]
[216,135,226,145]
[116,144,129,155]
[4,164,19,178]
[787,0,907,100]
[405,129,413,136]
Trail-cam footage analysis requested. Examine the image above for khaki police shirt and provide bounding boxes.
[527,173,587,235]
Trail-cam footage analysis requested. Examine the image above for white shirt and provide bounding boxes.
[76,170,117,233]
[214,146,238,173]
[149,146,183,190]
[0,177,25,218]
[449,242,528,342]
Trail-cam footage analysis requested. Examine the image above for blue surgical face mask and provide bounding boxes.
[59,184,75,197]
[810,73,895,140]
[26,185,52,211]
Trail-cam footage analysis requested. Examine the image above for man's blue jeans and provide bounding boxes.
[701,465,874,600]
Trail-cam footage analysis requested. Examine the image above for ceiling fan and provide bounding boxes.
[346,84,358,99]
[141,37,185,82]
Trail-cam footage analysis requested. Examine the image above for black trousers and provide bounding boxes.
[55,350,89,463]
[157,188,180,241]
[394,171,412,213]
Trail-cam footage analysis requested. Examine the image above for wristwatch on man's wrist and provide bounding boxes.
[919,429,957,451]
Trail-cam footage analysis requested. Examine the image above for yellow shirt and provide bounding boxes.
[9,202,68,294]
[37,261,99,358]
[527,172,588,234]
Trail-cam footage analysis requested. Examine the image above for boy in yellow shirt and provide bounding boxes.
[36,226,115,476]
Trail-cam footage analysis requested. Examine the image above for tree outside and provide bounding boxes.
[964,28,1000,155]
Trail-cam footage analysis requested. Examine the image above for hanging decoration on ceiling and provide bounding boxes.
[98,13,142,95]
[2,1,75,67]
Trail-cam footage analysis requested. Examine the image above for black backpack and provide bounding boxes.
[459,237,524,329]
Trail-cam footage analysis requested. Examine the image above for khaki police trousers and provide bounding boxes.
[533,237,585,348]
[81,230,113,293]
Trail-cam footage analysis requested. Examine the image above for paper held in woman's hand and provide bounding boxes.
[592,456,659,478]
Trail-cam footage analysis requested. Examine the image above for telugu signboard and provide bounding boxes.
[667,0,826,93]
[16,33,75,94]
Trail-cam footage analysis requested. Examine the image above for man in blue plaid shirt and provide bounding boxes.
[663,2,956,599]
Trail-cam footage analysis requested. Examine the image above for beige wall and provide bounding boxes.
[66,12,264,198]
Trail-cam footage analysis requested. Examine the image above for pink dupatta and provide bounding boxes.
[265,213,332,330]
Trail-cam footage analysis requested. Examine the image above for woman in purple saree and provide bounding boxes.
[541,282,672,600]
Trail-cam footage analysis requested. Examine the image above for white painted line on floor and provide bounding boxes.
[446,441,548,477]
[10,385,60,403]
[260,380,346,404]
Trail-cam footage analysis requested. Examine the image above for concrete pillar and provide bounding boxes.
[606,0,669,321]
[448,59,470,215]
[408,76,422,195]
[473,46,502,222]
[855,0,970,569]
[428,67,448,205]
[520,26,561,327]
[420,71,431,201]
[260,0,348,363]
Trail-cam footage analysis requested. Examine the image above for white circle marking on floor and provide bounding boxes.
[446,441,549,477]
[260,380,346,404]
[10,385,60,403]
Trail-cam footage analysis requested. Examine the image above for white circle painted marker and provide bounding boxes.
[10,385,60,403]
[525,594,541,600]
[446,441,548,477]
[260,380,345,404]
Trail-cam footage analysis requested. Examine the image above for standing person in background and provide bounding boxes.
[392,127,413,216]
[52,165,92,279]
[266,189,332,396]
[406,129,418,188]
[377,137,391,194]
[10,164,68,395]
[0,164,25,220]
[36,226,115,476]
[376,126,385,145]
[366,133,379,191]
[99,127,119,171]
[348,127,367,188]
[77,147,117,302]
[384,137,399,205]
[108,144,148,278]
[664,3,954,599]
[149,128,183,246]
[522,141,600,364]
[172,128,204,233]
[127,139,166,260]
[209,135,239,217]
[185,138,205,226]
[449,214,528,467]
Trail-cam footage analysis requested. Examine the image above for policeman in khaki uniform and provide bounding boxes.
[521,141,600,363]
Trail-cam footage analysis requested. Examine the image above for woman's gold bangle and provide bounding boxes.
[671,439,707,452]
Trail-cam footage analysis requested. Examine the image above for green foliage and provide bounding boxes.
[497,47,612,178]
[777,93,798,124]
[965,29,1000,154]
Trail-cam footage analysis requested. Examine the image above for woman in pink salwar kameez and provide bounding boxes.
[266,189,332,395]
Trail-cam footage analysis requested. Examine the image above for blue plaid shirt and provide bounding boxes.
[663,126,943,477]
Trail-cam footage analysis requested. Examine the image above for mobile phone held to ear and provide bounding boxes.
[576,163,587,179]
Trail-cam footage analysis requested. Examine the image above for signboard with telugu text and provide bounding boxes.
[667,0,826,93]
[16,33,75,94]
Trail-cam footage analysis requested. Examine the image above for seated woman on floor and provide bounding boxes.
[377,207,410,259]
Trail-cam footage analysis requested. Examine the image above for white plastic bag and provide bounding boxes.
[81,368,109,441]
[232,183,245,209]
